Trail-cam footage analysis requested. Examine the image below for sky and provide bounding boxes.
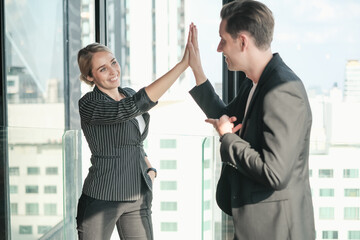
[188,0,360,92]
[6,0,360,93]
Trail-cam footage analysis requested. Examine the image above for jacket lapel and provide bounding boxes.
[239,53,282,138]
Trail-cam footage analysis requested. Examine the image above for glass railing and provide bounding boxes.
[4,127,225,240]
[201,136,234,240]
[5,127,82,240]
[4,127,359,240]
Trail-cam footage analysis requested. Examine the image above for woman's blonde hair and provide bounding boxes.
[77,43,112,86]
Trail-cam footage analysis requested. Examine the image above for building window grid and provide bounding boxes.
[344,169,359,178]
[344,189,360,197]
[38,226,52,234]
[160,202,177,211]
[160,181,177,190]
[319,169,334,178]
[160,139,177,149]
[10,203,18,215]
[9,167,20,176]
[344,207,360,220]
[27,167,40,175]
[26,203,39,216]
[160,160,177,170]
[348,231,360,239]
[319,207,335,220]
[204,200,211,210]
[320,188,335,197]
[322,230,338,239]
[44,203,57,216]
[203,159,210,169]
[25,185,39,194]
[161,222,178,232]
[44,185,57,194]
[10,185,18,194]
[19,226,33,235]
[45,167,58,175]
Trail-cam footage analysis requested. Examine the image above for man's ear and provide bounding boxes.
[237,33,248,50]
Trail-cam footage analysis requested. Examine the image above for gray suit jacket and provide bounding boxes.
[190,53,315,240]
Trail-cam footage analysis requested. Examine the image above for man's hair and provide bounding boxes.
[220,0,274,50]
[77,43,112,86]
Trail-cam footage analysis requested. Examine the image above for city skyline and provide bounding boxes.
[190,0,360,92]
[264,0,360,91]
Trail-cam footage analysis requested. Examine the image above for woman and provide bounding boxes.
[76,33,189,239]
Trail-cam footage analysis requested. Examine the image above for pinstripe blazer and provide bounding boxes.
[79,86,157,201]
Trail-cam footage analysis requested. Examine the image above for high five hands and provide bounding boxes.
[186,23,241,136]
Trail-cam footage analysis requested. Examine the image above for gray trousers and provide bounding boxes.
[76,185,153,240]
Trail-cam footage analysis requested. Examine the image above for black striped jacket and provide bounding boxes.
[79,86,157,201]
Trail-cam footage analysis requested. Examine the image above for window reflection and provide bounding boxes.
[5,1,67,238]
[3,0,359,239]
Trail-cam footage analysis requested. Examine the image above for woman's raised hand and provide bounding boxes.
[187,23,207,85]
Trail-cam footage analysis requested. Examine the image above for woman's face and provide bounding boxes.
[87,51,121,93]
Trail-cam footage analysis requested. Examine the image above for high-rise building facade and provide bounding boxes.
[309,83,360,240]
[344,60,360,102]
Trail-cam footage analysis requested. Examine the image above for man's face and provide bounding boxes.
[217,19,243,71]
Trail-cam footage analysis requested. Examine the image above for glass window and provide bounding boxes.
[160,139,177,149]
[25,185,38,194]
[44,186,57,194]
[203,139,211,148]
[160,160,177,169]
[5,0,65,125]
[27,167,40,175]
[344,207,360,220]
[25,203,39,215]
[19,226,32,235]
[348,231,360,240]
[44,203,57,216]
[160,181,177,190]
[160,202,177,211]
[4,0,95,239]
[319,207,335,220]
[204,179,211,190]
[9,185,18,194]
[345,189,360,197]
[319,169,334,178]
[38,226,52,234]
[204,220,211,231]
[161,222,178,232]
[45,167,58,175]
[9,167,20,176]
[322,231,338,239]
[320,188,334,197]
[10,203,18,215]
[344,169,359,178]
[204,200,211,210]
[103,1,221,238]
[203,159,210,169]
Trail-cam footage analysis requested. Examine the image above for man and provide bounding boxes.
[187,1,315,239]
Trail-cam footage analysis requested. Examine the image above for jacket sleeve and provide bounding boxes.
[189,80,227,118]
[79,87,157,125]
[220,81,311,190]
[189,79,252,121]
